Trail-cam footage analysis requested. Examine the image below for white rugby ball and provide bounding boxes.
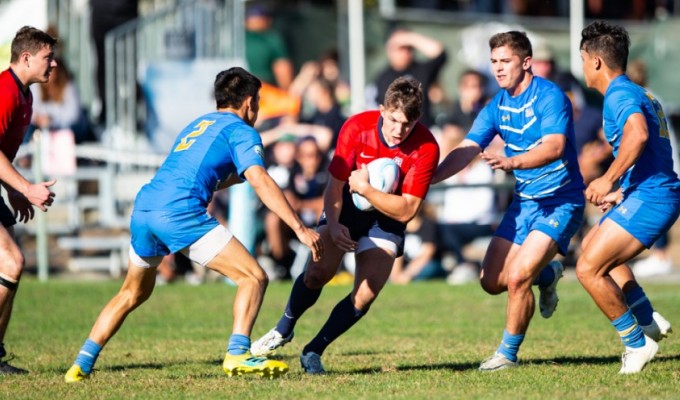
[351,157,400,211]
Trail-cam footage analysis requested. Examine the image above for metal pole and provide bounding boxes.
[32,130,49,282]
[348,0,366,114]
[570,0,584,79]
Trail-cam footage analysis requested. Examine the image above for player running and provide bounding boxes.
[250,77,439,374]
[576,20,678,374]
[433,31,585,371]
[64,67,323,382]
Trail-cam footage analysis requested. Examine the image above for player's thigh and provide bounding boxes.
[480,236,518,288]
[578,218,646,276]
[195,230,264,282]
[507,230,559,280]
[304,225,348,284]
[354,247,396,303]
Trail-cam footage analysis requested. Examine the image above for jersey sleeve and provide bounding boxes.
[401,138,439,199]
[537,87,571,136]
[327,116,359,181]
[607,87,642,132]
[228,125,266,178]
[466,100,498,149]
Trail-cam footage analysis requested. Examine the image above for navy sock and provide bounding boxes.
[74,339,103,374]
[533,264,555,287]
[227,334,250,356]
[624,286,654,326]
[496,330,525,362]
[613,310,645,348]
[275,274,322,337]
[0,342,5,359]
[303,294,366,356]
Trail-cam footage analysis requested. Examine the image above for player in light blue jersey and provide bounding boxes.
[434,31,585,371]
[577,21,679,374]
[65,67,323,382]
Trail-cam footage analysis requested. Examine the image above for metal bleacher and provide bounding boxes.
[20,0,246,278]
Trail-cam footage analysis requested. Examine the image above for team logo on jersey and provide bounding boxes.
[618,206,628,215]
[548,219,559,228]
[253,145,264,160]
[393,157,403,166]
[501,115,510,122]
[525,108,534,118]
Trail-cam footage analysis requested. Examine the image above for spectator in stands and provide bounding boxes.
[30,58,93,143]
[90,0,139,125]
[627,59,679,277]
[434,69,496,285]
[264,136,328,278]
[374,28,447,127]
[390,203,444,284]
[245,4,293,91]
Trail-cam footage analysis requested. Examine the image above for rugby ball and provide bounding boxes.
[351,157,400,211]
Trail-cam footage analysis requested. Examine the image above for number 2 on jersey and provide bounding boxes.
[174,120,216,152]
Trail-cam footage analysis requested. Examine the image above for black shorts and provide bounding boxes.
[319,188,406,257]
[0,197,16,228]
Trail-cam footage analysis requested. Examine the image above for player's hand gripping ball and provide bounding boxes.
[351,157,400,211]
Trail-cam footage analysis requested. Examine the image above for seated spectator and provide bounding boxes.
[390,204,445,284]
[30,57,93,143]
[374,28,447,127]
[264,136,328,278]
[437,69,488,151]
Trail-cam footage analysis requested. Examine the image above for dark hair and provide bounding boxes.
[383,76,423,122]
[459,69,487,87]
[489,31,532,61]
[214,67,261,109]
[10,26,57,63]
[580,20,630,72]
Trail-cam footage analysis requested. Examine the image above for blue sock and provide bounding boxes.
[0,342,5,359]
[303,294,366,356]
[496,330,525,362]
[74,339,102,374]
[624,286,654,326]
[227,334,250,356]
[612,310,645,348]
[533,264,555,287]
[275,274,322,337]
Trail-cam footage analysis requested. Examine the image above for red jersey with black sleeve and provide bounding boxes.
[0,68,33,161]
[328,110,439,200]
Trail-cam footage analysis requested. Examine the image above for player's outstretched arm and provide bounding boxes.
[244,165,324,261]
[482,133,564,172]
[432,139,481,184]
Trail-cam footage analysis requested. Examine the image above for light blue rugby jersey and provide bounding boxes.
[134,111,265,211]
[603,75,680,200]
[467,76,584,200]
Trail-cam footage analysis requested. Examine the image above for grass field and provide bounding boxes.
[1,276,679,399]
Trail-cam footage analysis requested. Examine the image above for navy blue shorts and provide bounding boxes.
[0,197,17,228]
[319,189,406,257]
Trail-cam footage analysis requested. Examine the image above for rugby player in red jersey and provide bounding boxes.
[0,26,57,375]
[251,76,439,374]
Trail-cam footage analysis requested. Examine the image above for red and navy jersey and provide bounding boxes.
[0,68,33,161]
[328,110,439,200]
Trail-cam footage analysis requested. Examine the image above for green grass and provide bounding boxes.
[2,277,679,399]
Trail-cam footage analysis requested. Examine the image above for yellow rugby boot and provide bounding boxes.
[64,364,89,383]
[223,352,289,379]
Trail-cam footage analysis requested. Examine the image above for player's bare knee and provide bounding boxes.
[0,254,24,281]
[506,271,532,293]
[480,276,504,295]
[303,264,334,288]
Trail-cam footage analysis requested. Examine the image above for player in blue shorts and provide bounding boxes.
[64,67,323,382]
[433,31,585,371]
[577,21,680,374]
